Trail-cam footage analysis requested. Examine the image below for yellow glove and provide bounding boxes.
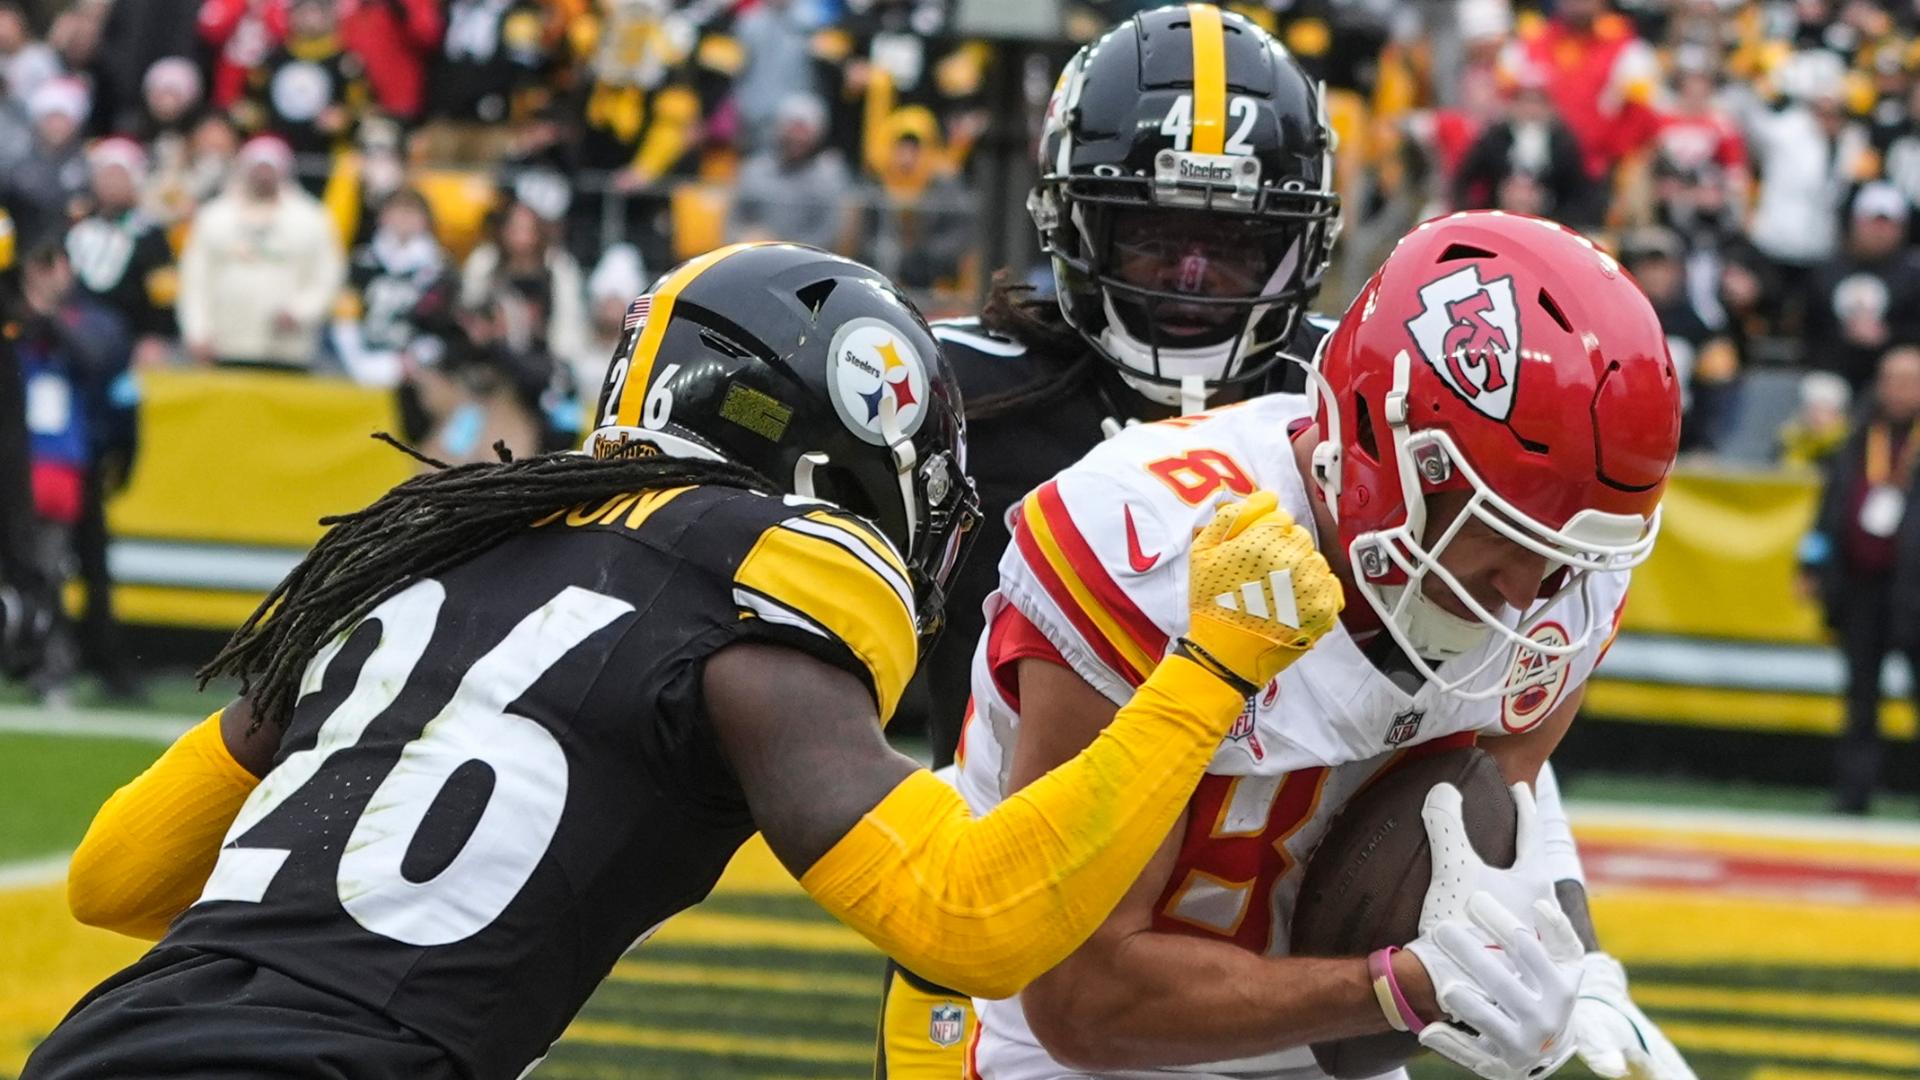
[1178,490,1343,694]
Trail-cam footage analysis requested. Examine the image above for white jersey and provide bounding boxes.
[952,394,1627,1080]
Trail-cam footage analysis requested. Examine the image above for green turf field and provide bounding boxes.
[1,722,1915,1080]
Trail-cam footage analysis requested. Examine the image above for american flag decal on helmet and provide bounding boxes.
[623,295,652,332]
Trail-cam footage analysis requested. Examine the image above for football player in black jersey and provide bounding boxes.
[31,242,1345,1080]
[878,7,1344,1072]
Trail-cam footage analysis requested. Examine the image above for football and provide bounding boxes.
[1289,746,1517,1079]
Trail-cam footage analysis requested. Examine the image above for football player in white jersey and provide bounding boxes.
[950,211,1696,1080]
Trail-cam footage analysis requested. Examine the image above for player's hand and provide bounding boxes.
[1177,490,1342,694]
[1569,952,1696,1080]
[1418,782,1562,929]
[1406,892,1584,1080]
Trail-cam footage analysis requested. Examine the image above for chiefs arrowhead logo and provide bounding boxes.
[1123,505,1161,573]
[1404,265,1522,422]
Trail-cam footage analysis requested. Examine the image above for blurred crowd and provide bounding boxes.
[12,0,1920,744]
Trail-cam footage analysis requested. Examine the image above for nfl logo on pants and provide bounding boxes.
[928,1003,966,1048]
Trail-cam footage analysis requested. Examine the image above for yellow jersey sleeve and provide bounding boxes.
[732,508,919,724]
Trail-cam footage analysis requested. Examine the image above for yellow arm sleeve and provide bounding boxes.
[67,712,261,940]
[798,652,1245,1000]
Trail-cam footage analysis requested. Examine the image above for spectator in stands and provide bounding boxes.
[65,138,177,369]
[420,0,550,163]
[1780,370,1853,468]
[1804,182,1920,392]
[459,196,587,370]
[732,0,818,152]
[46,1,105,89]
[332,187,443,388]
[177,135,344,370]
[94,0,201,139]
[0,3,56,109]
[1622,226,1739,453]
[3,77,90,250]
[127,57,206,146]
[1873,76,1920,225]
[1509,0,1659,182]
[199,0,287,110]
[1655,51,1750,199]
[13,242,138,704]
[237,0,370,178]
[337,0,443,124]
[1747,49,1874,328]
[147,109,239,228]
[1452,68,1598,227]
[857,121,969,291]
[728,94,848,251]
[1801,343,1920,814]
[575,242,643,395]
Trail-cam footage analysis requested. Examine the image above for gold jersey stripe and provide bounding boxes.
[612,243,762,427]
[734,522,918,722]
[1188,3,1228,155]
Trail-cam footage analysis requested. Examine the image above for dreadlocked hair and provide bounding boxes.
[966,269,1099,422]
[199,435,774,732]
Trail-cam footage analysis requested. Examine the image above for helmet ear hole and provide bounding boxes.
[808,463,883,525]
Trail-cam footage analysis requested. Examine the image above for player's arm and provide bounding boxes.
[66,697,280,938]
[708,492,1342,1002]
[1010,659,1437,1070]
[1484,688,1698,1080]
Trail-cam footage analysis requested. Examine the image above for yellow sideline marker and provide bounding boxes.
[559,1019,874,1065]
[1631,984,1920,1027]
[1659,1022,1920,1070]
[1594,888,1920,968]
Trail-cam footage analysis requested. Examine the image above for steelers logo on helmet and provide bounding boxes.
[827,317,929,446]
[1501,621,1572,733]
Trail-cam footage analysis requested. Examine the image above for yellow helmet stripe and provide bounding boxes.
[1187,3,1227,155]
[613,241,764,427]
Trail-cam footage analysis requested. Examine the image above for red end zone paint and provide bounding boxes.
[1579,840,1920,905]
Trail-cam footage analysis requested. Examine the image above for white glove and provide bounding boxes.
[1404,782,1585,1080]
[1419,781,1561,927]
[1569,952,1697,1080]
[1406,892,1584,1080]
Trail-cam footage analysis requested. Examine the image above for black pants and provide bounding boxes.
[1836,573,1918,813]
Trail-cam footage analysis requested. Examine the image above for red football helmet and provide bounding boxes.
[1305,211,1681,700]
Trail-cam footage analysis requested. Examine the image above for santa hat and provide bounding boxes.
[88,136,149,185]
[142,56,203,106]
[237,134,295,178]
[28,77,90,126]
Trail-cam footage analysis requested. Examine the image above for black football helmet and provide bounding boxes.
[586,242,981,642]
[1030,3,1339,407]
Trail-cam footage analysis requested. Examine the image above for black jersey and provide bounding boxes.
[912,314,1333,762]
[25,484,918,1080]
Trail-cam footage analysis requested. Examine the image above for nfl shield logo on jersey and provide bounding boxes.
[1384,707,1425,747]
[928,1003,966,1048]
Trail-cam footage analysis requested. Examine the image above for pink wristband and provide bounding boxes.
[1367,946,1427,1034]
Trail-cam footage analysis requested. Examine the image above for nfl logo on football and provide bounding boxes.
[928,1003,966,1048]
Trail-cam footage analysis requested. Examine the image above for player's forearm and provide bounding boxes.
[68,711,261,939]
[798,654,1247,1000]
[1027,932,1420,1070]
[1533,762,1600,950]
